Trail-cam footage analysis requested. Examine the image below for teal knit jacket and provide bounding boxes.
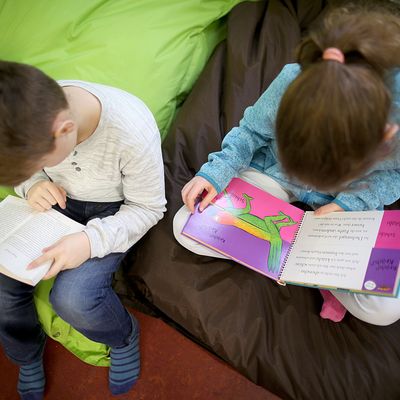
[197,64,400,211]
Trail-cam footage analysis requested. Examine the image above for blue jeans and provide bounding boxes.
[0,197,134,365]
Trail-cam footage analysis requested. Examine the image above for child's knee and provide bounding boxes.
[50,284,97,321]
[360,303,400,326]
[172,205,190,241]
[344,294,400,326]
[49,286,71,317]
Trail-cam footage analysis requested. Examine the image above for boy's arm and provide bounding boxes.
[197,64,301,193]
[332,168,400,211]
[84,142,166,258]
[14,170,50,199]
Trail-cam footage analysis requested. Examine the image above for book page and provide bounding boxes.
[0,251,51,286]
[0,196,34,242]
[0,205,83,285]
[280,211,385,291]
[291,211,383,247]
[281,245,373,290]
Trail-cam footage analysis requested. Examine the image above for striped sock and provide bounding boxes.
[17,360,45,400]
[109,317,140,395]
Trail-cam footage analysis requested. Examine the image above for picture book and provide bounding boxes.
[0,196,84,285]
[181,178,400,297]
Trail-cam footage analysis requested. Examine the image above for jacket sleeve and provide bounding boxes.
[84,140,167,258]
[333,168,400,211]
[331,69,400,211]
[197,63,301,193]
[388,67,400,125]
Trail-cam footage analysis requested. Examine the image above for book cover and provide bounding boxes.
[182,178,304,279]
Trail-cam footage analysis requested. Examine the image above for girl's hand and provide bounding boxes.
[27,232,91,279]
[27,181,67,211]
[314,202,344,216]
[182,176,217,213]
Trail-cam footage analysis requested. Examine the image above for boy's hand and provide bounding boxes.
[27,232,91,279]
[314,202,344,216]
[27,181,67,211]
[182,176,217,213]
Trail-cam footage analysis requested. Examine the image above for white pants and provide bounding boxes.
[173,168,400,326]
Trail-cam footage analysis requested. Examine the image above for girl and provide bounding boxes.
[173,6,400,325]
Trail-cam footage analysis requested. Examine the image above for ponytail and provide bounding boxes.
[297,5,400,75]
[276,5,400,190]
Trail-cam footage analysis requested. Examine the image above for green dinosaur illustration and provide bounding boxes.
[216,190,296,273]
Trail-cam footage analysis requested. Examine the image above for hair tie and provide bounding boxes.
[322,48,345,64]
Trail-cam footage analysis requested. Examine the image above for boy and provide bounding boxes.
[0,60,166,399]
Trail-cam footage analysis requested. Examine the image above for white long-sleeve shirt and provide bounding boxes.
[15,80,166,258]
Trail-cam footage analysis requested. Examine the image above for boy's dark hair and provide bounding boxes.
[276,6,400,191]
[0,61,68,186]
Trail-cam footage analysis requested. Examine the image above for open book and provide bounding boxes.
[0,196,84,285]
[182,178,400,297]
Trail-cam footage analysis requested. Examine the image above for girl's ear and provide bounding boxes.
[384,123,399,142]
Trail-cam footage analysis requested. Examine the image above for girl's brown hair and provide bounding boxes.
[276,5,400,191]
[0,61,68,186]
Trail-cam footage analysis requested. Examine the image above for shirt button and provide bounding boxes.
[53,332,61,338]
[71,162,77,166]
[73,151,78,156]
[75,167,81,172]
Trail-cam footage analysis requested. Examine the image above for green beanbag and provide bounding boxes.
[0,0,244,365]
[0,187,14,201]
[0,0,242,138]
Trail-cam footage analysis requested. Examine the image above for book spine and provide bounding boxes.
[277,212,307,284]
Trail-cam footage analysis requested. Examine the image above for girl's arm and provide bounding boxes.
[197,64,301,194]
[332,70,400,211]
[332,168,400,211]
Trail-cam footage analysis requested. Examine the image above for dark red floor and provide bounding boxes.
[0,310,279,400]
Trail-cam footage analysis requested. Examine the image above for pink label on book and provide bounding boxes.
[375,211,400,249]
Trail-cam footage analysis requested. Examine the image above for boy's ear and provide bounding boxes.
[384,123,399,142]
[53,118,75,139]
